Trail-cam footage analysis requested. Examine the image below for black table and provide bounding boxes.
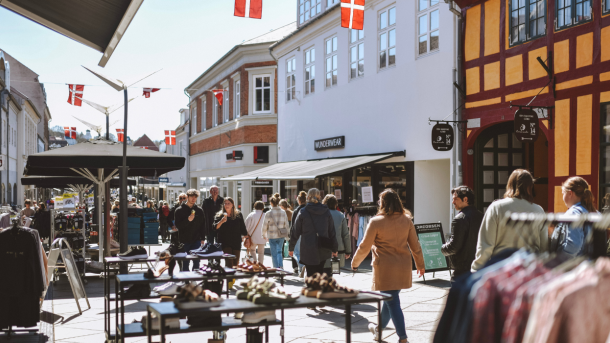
[146,292,392,343]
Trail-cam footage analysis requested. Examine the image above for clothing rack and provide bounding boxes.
[50,209,88,279]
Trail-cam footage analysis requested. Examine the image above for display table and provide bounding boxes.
[145,293,392,343]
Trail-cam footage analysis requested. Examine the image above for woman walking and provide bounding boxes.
[244,201,266,263]
[213,197,248,276]
[290,188,338,277]
[279,199,293,260]
[262,194,290,269]
[159,201,170,243]
[290,191,307,275]
[352,189,425,343]
[322,194,351,274]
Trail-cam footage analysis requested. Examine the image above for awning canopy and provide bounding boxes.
[221,154,393,181]
[0,0,143,67]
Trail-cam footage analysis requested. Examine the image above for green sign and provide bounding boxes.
[414,223,449,273]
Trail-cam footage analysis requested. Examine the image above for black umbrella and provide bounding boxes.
[21,176,136,188]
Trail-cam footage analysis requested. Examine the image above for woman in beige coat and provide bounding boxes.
[352,189,425,343]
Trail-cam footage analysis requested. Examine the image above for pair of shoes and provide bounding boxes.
[118,246,147,260]
[241,310,276,324]
[303,273,358,299]
[189,243,223,257]
[140,314,180,331]
[173,282,223,309]
[144,257,176,278]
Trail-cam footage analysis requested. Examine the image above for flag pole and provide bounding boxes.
[119,88,129,274]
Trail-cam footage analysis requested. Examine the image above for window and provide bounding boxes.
[379,7,396,69]
[299,0,322,24]
[286,57,296,101]
[213,95,218,127]
[202,101,206,131]
[325,37,338,88]
[556,0,590,30]
[304,49,316,95]
[327,0,339,6]
[192,105,197,136]
[606,0,610,14]
[509,0,546,45]
[349,29,365,78]
[417,1,439,55]
[254,75,271,113]
[234,81,240,118]
[223,89,229,123]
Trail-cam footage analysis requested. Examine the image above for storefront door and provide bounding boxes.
[252,186,274,208]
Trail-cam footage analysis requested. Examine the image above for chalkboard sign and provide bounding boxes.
[413,223,450,273]
[431,124,454,151]
[514,109,539,142]
[47,238,90,314]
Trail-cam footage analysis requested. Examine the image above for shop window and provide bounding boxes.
[7,183,11,205]
[286,57,296,101]
[234,81,240,118]
[254,146,269,163]
[350,29,365,79]
[600,102,610,209]
[375,164,408,206]
[321,175,344,207]
[325,37,338,88]
[379,7,396,69]
[351,166,374,205]
[280,180,299,208]
[605,0,610,14]
[509,0,546,45]
[304,48,316,95]
[417,0,439,55]
[192,105,197,136]
[201,101,206,131]
[556,0,591,30]
[299,0,322,24]
[254,75,271,113]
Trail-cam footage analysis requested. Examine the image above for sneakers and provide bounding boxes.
[241,310,276,324]
[118,246,148,260]
[189,243,223,257]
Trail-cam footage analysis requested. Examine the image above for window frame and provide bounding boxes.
[378,6,397,70]
[605,0,610,14]
[192,105,197,136]
[253,74,272,114]
[299,0,322,24]
[213,95,218,127]
[325,36,338,88]
[508,0,547,46]
[349,29,365,79]
[202,100,206,131]
[555,0,591,30]
[286,57,297,101]
[417,1,440,56]
[234,81,240,118]
[304,48,316,95]
[223,89,229,124]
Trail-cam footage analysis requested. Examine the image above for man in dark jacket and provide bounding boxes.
[174,190,206,271]
[441,186,484,277]
[202,186,223,244]
[289,192,307,275]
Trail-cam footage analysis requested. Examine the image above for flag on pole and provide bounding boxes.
[143,88,160,98]
[341,0,365,30]
[235,0,262,19]
[116,128,124,142]
[64,127,77,139]
[212,89,224,106]
[165,130,176,145]
[67,84,85,106]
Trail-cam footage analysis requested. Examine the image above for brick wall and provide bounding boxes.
[190,124,277,155]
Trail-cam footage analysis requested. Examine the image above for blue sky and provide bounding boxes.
[0,0,295,141]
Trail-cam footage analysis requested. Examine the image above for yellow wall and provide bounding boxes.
[554,39,570,74]
[576,95,592,175]
[554,186,569,212]
[602,91,610,103]
[576,33,593,69]
[484,0,500,56]
[505,54,523,86]
[555,99,570,177]
[465,5,481,62]
[529,47,548,80]
[602,26,610,62]
[484,62,500,90]
[466,67,480,95]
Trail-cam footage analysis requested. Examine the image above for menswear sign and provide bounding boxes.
[314,136,345,151]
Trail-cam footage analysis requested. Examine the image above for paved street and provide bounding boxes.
[37,245,450,343]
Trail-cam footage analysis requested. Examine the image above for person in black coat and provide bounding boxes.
[212,197,247,269]
[174,190,205,271]
[441,186,484,277]
[202,186,223,244]
[289,191,307,274]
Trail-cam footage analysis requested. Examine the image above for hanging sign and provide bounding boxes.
[431,123,454,151]
[514,109,539,142]
[55,196,64,209]
[63,193,75,208]
[361,186,374,203]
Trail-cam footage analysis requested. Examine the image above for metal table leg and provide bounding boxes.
[121,284,125,343]
[265,325,269,343]
[114,277,119,342]
[345,304,351,343]
[377,300,383,342]
[159,317,165,343]
[146,308,152,343]
[281,308,285,343]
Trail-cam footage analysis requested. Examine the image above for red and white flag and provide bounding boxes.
[341,0,365,30]
[235,0,262,19]
[64,127,77,139]
[212,89,224,106]
[116,128,124,142]
[143,88,160,98]
[165,130,176,145]
[67,84,84,106]
[141,146,149,150]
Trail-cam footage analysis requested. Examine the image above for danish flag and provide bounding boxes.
[165,130,176,145]
[116,128,124,142]
[341,0,365,30]
[67,84,84,106]
[143,88,160,98]
[234,0,262,19]
[212,89,224,106]
[64,127,77,139]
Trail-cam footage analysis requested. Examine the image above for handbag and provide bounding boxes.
[244,213,263,249]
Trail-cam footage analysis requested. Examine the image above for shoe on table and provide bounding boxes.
[118,246,148,260]
[241,310,276,324]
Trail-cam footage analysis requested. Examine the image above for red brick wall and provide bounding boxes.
[190,124,277,155]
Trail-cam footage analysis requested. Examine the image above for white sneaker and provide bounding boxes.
[241,311,276,324]
[368,323,379,340]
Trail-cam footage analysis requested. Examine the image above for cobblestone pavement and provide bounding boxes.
[44,244,450,343]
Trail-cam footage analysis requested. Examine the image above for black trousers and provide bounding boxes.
[305,260,327,277]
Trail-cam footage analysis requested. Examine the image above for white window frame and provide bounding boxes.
[223,89,229,123]
[234,81,241,118]
[417,0,440,56]
[213,95,218,127]
[286,57,296,101]
[253,74,272,114]
[299,0,322,24]
[349,29,365,79]
[326,0,339,7]
[202,100,206,131]
[192,105,197,136]
[304,48,316,95]
[378,6,397,70]
[325,36,338,88]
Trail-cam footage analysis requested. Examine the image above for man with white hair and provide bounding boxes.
[202,185,223,244]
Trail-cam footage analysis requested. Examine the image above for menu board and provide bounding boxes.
[414,223,449,273]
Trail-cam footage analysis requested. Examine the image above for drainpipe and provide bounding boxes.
[0,90,5,204]
[183,89,191,190]
[4,91,9,206]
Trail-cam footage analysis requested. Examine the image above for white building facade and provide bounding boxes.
[165,108,189,206]
[266,0,461,232]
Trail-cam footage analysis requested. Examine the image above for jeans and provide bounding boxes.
[381,290,407,340]
[293,237,303,270]
[180,241,201,271]
[268,238,285,269]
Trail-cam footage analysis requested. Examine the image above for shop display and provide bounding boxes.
[118,246,148,260]
[140,315,180,330]
[236,277,299,304]
[153,282,184,296]
[236,260,277,273]
[303,273,358,299]
[144,257,176,278]
[198,262,235,276]
[173,283,222,309]
[189,242,224,257]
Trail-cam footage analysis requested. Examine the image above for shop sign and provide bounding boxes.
[252,180,273,186]
[314,136,345,151]
[226,150,243,162]
[413,223,449,273]
[431,123,454,151]
[361,186,373,203]
[514,109,539,142]
[158,177,169,183]
[254,146,269,164]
